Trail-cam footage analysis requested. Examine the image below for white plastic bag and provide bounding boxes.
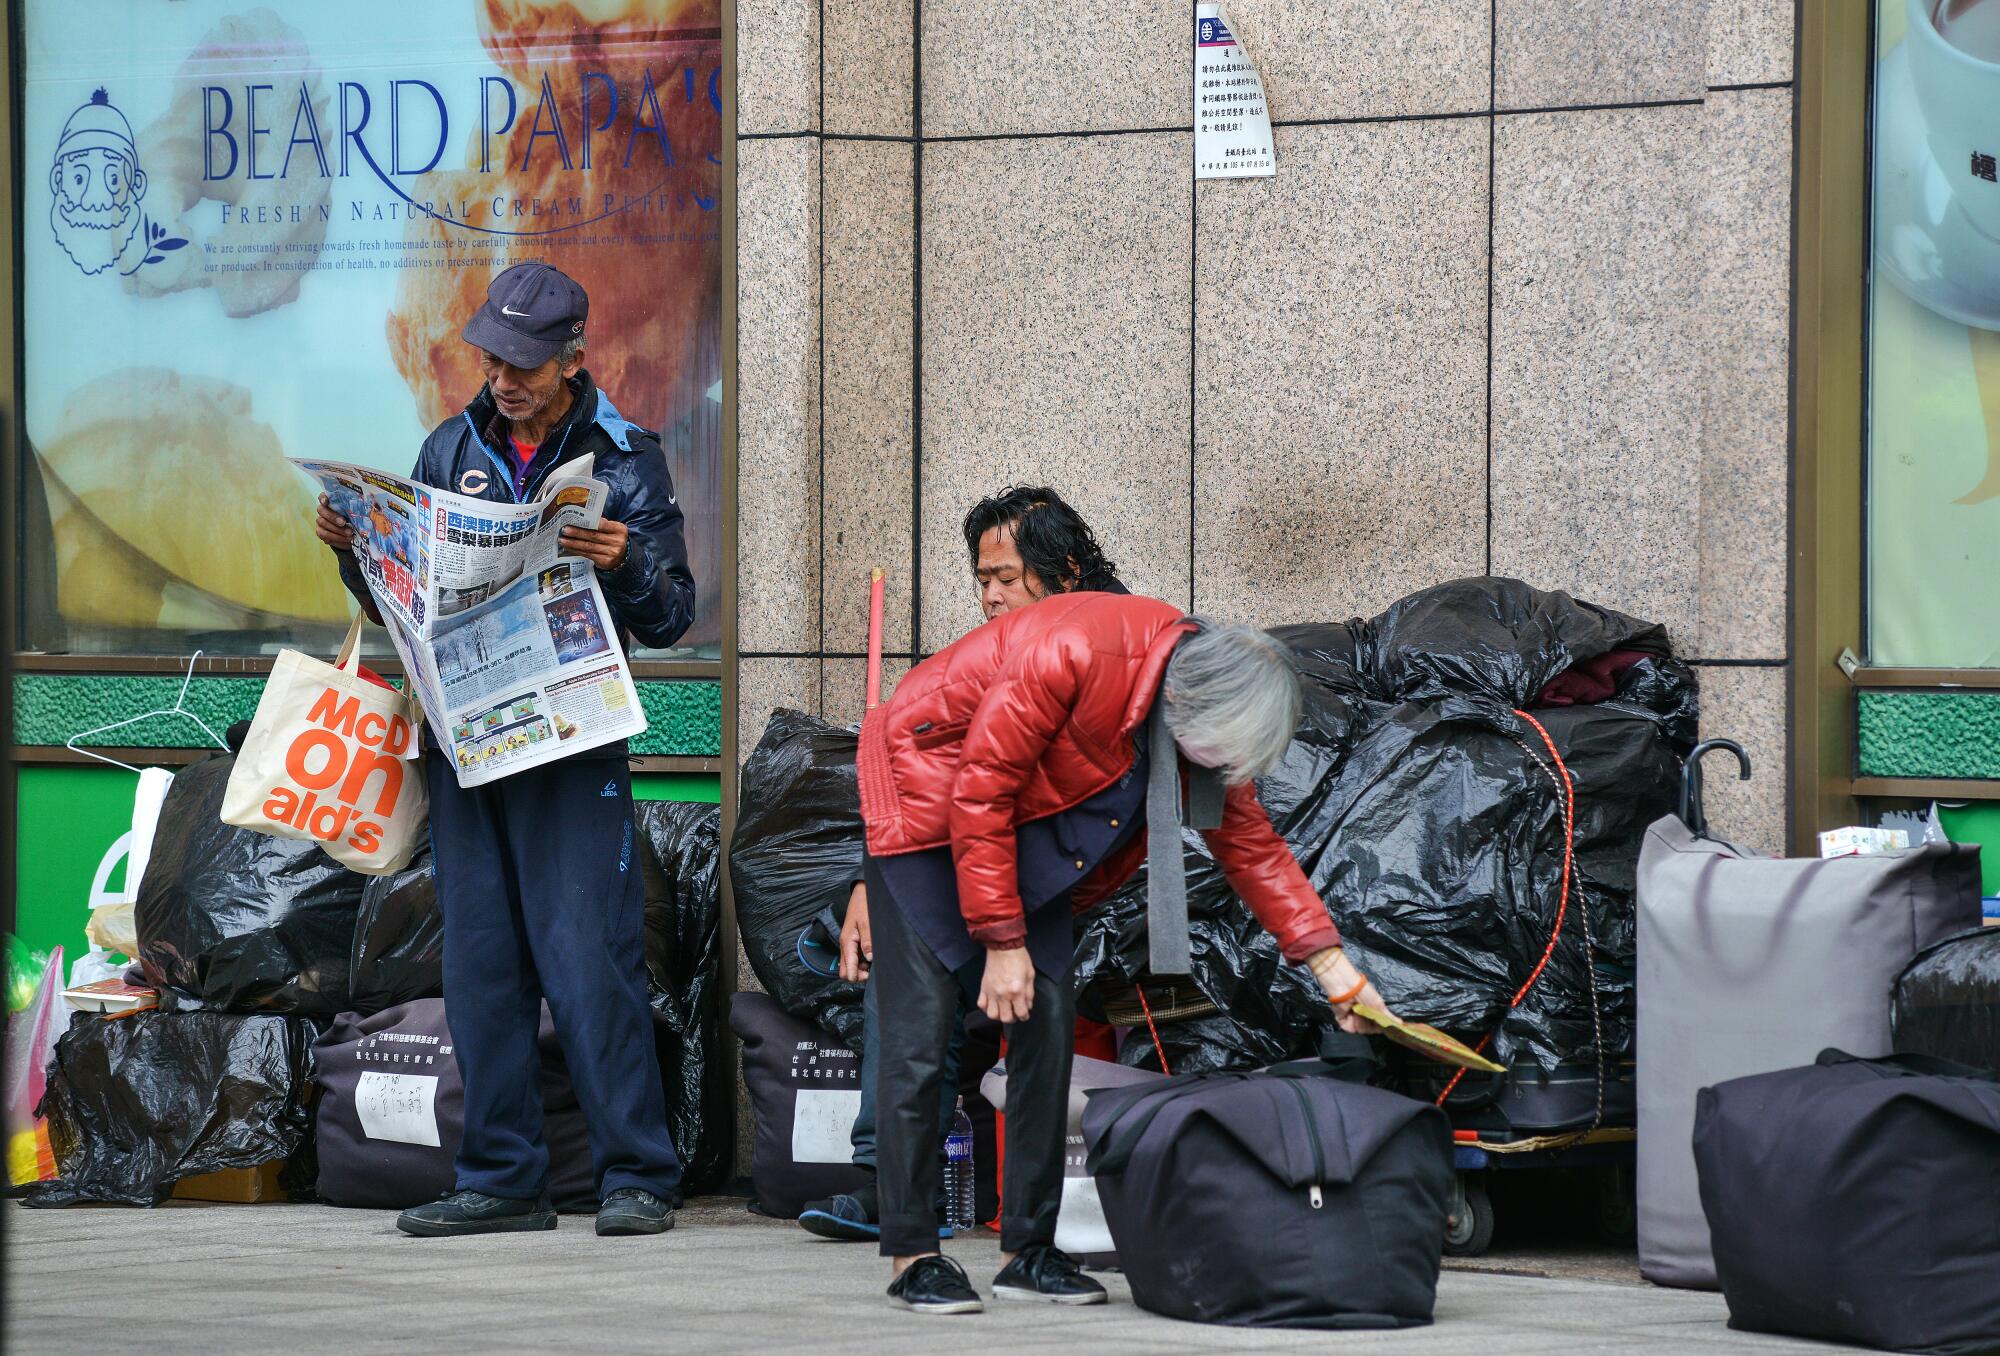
[68,946,124,992]
[222,615,426,875]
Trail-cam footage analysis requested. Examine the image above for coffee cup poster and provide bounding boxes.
[20,0,722,656]
[1872,0,2000,666]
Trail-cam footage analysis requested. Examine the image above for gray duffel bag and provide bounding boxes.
[1635,745,1982,1289]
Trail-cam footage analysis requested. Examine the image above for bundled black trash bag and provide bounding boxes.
[28,1010,317,1207]
[137,755,367,1016]
[1082,1062,1452,1329]
[1894,927,2000,1075]
[730,710,866,1048]
[1074,578,1693,1072]
[348,844,442,1015]
[634,799,731,1194]
[1695,1050,2000,1354]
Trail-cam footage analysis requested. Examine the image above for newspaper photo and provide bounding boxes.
[295,458,646,788]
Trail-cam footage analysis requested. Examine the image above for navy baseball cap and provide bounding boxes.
[461,261,588,368]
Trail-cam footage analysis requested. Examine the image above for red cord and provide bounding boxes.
[1435,709,1575,1105]
[1135,983,1171,1075]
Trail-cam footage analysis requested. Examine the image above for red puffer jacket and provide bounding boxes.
[858,593,1340,959]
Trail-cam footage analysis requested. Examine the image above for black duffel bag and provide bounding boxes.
[311,998,597,1212]
[1080,1060,1452,1329]
[730,991,869,1217]
[1695,1049,2000,1355]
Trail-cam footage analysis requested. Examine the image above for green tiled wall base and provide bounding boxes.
[1858,691,2000,780]
[13,674,722,758]
[633,681,723,757]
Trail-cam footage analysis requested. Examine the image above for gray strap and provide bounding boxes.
[1186,764,1226,831]
[1147,699,1192,975]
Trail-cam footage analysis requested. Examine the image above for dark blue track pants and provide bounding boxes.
[426,755,681,1204]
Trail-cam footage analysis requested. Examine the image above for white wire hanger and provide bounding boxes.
[65,650,230,774]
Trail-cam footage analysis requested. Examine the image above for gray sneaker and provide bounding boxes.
[596,1187,676,1236]
[396,1190,556,1238]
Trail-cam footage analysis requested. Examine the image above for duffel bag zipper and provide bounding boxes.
[1282,1079,1328,1209]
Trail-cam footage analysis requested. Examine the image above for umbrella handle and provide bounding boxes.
[1680,739,1752,839]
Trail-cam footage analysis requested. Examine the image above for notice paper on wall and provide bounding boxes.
[1195,3,1275,180]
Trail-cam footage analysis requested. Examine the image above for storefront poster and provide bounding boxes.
[1870,0,2000,666]
[20,0,722,657]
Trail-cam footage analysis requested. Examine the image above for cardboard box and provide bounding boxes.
[171,1161,287,1203]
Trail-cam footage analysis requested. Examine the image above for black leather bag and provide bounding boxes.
[1695,1049,2000,1355]
[1080,1059,1452,1329]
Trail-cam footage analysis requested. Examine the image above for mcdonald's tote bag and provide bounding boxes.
[222,616,427,875]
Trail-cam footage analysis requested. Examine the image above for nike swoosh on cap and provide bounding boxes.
[501,305,532,318]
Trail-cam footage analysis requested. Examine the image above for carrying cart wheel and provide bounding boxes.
[1594,1165,1637,1244]
[1444,1174,1495,1257]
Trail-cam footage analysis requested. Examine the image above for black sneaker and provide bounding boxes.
[992,1244,1107,1305]
[799,1179,880,1241]
[887,1254,984,1314]
[596,1188,675,1236]
[396,1189,555,1238]
[800,1178,956,1242]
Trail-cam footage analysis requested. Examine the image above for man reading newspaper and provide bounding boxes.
[313,261,696,1239]
[297,457,640,785]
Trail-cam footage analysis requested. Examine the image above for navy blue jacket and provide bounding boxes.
[340,371,697,650]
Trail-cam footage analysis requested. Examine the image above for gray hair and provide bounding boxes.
[1161,618,1301,785]
[557,334,586,367]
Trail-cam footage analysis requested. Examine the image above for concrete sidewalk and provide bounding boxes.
[5,1197,1836,1355]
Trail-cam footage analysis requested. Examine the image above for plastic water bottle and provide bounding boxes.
[944,1097,976,1232]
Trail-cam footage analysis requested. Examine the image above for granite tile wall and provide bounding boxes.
[737,0,1801,838]
[731,11,1802,1174]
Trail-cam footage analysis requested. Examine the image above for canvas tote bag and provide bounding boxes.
[223,615,426,875]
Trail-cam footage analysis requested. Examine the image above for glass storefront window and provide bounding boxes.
[1868,0,2000,667]
[16,1,722,661]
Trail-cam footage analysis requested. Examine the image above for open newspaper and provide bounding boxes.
[293,458,647,788]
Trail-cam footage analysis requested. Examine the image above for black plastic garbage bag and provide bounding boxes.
[1283,576,1684,712]
[1071,578,1692,1073]
[137,755,366,1016]
[635,799,731,1194]
[28,1010,316,1207]
[348,844,441,1015]
[345,802,720,997]
[730,710,866,1048]
[1304,689,1685,1068]
[1894,927,2000,1074]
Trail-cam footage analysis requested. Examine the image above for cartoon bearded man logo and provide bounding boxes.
[50,88,149,276]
